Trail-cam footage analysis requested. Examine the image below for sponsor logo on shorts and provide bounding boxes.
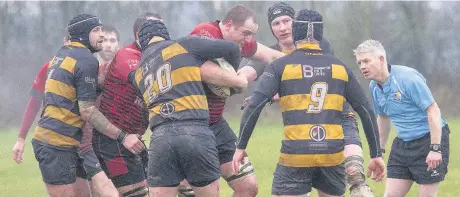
[159,102,175,116]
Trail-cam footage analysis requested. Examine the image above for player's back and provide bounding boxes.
[132,37,209,129]
[33,43,98,150]
[274,44,350,168]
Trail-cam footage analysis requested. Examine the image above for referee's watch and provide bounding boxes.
[430,144,442,153]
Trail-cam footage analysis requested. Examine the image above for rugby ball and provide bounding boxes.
[206,58,236,98]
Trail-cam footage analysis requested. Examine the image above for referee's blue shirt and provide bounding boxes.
[370,65,446,141]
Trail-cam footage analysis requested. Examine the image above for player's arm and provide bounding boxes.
[17,63,48,140]
[200,60,247,90]
[76,58,144,154]
[341,102,359,138]
[236,64,280,150]
[185,37,242,70]
[238,42,285,82]
[12,63,49,163]
[377,115,391,152]
[344,69,382,158]
[406,73,441,145]
[250,42,285,65]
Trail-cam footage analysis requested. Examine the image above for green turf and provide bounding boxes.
[0,119,459,196]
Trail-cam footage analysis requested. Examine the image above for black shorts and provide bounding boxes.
[92,132,147,188]
[387,125,450,184]
[210,118,237,164]
[32,140,102,185]
[147,121,221,188]
[271,164,346,196]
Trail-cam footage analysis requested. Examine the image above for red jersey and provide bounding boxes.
[190,21,257,124]
[98,43,149,135]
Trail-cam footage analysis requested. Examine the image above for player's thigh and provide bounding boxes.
[32,140,80,186]
[93,132,146,189]
[271,164,313,196]
[312,164,346,197]
[384,178,413,197]
[191,179,219,197]
[90,171,119,197]
[73,178,91,197]
[210,118,238,166]
[419,182,440,197]
[175,132,221,188]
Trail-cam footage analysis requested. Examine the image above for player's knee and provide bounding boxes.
[345,155,366,186]
[120,185,148,197]
[232,179,258,197]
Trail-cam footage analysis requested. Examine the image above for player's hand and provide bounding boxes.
[232,148,246,174]
[367,157,386,182]
[12,138,25,164]
[240,96,252,110]
[122,134,145,154]
[426,151,442,169]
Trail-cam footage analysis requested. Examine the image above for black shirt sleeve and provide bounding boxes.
[75,57,99,101]
[182,36,242,70]
[236,63,281,149]
[344,68,382,158]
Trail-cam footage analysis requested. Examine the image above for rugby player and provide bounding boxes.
[188,5,288,196]
[31,14,143,197]
[242,3,376,196]
[130,19,247,197]
[354,39,450,197]
[91,12,163,197]
[13,31,101,197]
[96,25,121,86]
[234,9,386,197]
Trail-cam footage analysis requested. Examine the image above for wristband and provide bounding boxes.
[117,131,128,143]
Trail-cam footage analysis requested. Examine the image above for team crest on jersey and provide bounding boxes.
[159,102,175,116]
[310,125,326,142]
[393,92,401,101]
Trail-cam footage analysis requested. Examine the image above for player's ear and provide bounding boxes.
[379,55,385,63]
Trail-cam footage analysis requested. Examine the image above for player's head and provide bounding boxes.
[353,39,388,80]
[99,25,120,61]
[134,12,163,43]
[221,4,258,45]
[68,14,104,53]
[138,19,170,51]
[292,9,323,46]
[268,2,295,45]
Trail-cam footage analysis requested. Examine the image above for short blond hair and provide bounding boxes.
[353,39,386,58]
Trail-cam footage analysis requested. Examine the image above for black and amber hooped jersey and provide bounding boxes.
[33,42,99,150]
[255,43,352,167]
[130,38,210,129]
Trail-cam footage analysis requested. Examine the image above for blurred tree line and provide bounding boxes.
[1,1,459,128]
